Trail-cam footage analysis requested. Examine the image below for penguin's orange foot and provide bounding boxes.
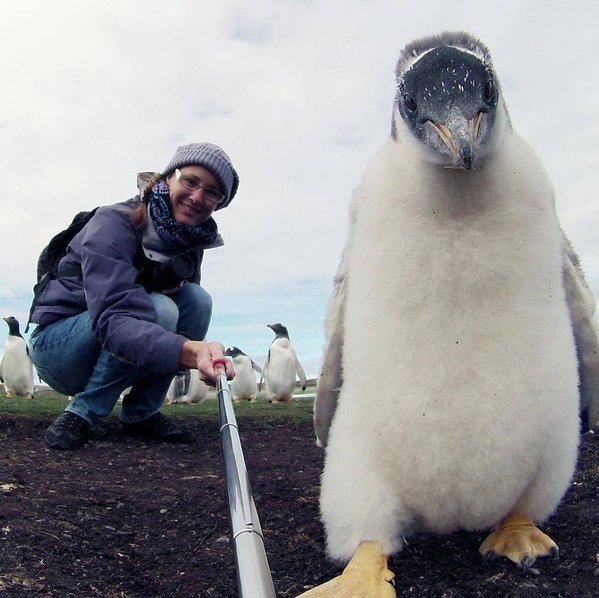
[297,541,396,597]
[479,513,559,570]
[6,390,15,397]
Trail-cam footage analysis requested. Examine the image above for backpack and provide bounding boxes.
[35,208,99,283]
[26,208,98,331]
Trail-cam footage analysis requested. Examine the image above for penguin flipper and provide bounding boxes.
[251,360,263,374]
[259,353,270,391]
[295,356,307,390]
[562,232,599,430]
[0,355,4,383]
[314,247,348,447]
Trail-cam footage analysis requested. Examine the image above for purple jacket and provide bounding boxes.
[31,200,221,374]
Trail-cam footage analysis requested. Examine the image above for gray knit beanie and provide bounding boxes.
[163,142,240,210]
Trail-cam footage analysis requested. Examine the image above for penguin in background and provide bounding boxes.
[1,316,34,398]
[225,346,262,403]
[165,370,208,404]
[302,31,591,596]
[260,323,307,403]
[165,375,185,404]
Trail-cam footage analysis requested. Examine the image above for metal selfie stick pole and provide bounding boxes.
[213,358,276,598]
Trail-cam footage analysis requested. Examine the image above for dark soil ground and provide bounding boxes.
[0,409,597,597]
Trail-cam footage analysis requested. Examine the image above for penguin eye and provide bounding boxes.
[403,94,417,113]
[483,79,495,104]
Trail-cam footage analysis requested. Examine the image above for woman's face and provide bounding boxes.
[166,165,223,226]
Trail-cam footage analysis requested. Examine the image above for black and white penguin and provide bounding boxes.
[225,346,262,403]
[165,370,208,404]
[165,374,186,404]
[260,323,307,403]
[303,31,589,596]
[1,316,34,398]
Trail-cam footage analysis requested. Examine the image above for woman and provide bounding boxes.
[29,142,237,450]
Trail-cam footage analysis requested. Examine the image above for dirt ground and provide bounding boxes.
[0,410,597,597]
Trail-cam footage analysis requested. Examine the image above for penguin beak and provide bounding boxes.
[429,111,484,171]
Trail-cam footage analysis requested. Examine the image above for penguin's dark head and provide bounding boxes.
[267,323,290,339]
[225,346,246,358]
[3,316,21,336]
[392,31,510,170]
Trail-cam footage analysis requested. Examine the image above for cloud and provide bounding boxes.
[1,0,598,374]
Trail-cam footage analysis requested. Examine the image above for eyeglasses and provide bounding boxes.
[175,169,224,205]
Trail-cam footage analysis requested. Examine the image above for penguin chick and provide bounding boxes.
[259,323,307,403]
[225,346,262,403]
[1,316,34,398]
[303,31,583,596]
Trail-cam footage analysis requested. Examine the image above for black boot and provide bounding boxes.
[44,411,90,450]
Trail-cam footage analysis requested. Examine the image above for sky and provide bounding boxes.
[1,0,598,378]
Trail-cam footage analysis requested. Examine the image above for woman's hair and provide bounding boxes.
[130,172,163,228]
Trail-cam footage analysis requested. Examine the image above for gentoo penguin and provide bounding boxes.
[165,374,185,404]
[260,323,307,403]
[1,316,34,398]
[225,346,262,403]
[302,32,586,596]
[166,370,208,404]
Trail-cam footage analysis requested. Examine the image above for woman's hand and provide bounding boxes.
[179,340,235,385]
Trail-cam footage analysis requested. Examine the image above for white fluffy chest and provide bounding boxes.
[337,135,578,480]
[345,135,567,360]
[4,336,29,365]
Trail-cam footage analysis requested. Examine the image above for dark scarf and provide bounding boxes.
[148,180,218,252]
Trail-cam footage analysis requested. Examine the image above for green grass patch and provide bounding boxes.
[1,389,315,425]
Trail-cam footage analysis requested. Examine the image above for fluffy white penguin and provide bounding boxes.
[302,32,587,596]
[260,323,307,403]
[1,316,34,399]
[225,346,262,403]
[165,370,208,404]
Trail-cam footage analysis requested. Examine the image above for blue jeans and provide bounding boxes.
[28,284,212,425]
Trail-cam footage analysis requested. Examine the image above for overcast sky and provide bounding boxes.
[1,0,598,377]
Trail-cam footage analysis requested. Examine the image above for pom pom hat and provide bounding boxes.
[163,142,240,210]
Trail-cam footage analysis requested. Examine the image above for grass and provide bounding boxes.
[0,388,316,425]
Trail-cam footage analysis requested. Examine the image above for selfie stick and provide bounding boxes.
[213,358,276,598]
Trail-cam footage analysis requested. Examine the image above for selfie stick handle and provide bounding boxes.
[213,358,276,598]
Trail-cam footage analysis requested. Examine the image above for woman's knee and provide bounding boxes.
[150,293,179,332]
[174,284,213,340]
[180,283,213,313]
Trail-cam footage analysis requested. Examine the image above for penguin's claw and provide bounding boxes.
[479,514,559,570]
[297,541,396,597]
[520,556,534,572]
